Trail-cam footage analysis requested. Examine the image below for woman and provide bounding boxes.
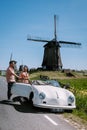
[19,65,30,84]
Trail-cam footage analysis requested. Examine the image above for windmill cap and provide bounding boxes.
[9,60,17,64]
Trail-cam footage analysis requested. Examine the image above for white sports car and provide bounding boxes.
[11,80,76,110]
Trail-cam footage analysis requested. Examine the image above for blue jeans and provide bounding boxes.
[7,82,15,100]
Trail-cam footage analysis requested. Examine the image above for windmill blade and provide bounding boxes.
[27,35,50,42]
[54,15,57,41]
[10,53,13,61]
[59,41,81,46]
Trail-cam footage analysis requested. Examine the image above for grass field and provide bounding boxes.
[58,78,87,120]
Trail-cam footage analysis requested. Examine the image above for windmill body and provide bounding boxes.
[42,40,62,70]
[27,15,81,70]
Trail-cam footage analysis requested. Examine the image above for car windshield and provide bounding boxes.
[44,80,61,88]
[32,80,61,88]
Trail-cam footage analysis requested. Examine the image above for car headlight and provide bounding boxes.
[39,92,46,99]
[68,96,74,103]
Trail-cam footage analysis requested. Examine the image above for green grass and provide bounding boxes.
[56,78,87,121]
[30,71,87,121]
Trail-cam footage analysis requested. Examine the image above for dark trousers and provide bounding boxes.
[7,82,15,100]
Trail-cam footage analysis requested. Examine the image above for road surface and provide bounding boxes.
[0,76,77,130]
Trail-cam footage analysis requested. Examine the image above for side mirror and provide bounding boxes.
[63,83,70,89]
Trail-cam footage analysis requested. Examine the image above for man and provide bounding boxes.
[6,60,19,100]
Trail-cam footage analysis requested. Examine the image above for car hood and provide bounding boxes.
[32,84,74,98]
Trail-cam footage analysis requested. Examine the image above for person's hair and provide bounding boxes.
[9,60,17,64]
[24,65,29,72]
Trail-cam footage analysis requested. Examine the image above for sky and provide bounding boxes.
[0,0,87,70]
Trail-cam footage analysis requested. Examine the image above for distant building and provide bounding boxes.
[0,70,6,76]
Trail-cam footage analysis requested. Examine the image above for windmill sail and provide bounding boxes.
[27,15,81,70]
[10,53,13,61]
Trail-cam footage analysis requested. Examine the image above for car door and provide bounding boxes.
[11,83,32,98]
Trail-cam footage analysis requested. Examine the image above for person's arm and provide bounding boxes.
[14,73,19,78]
[9,68,20,79]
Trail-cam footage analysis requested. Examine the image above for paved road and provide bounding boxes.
[0,76,77,130]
